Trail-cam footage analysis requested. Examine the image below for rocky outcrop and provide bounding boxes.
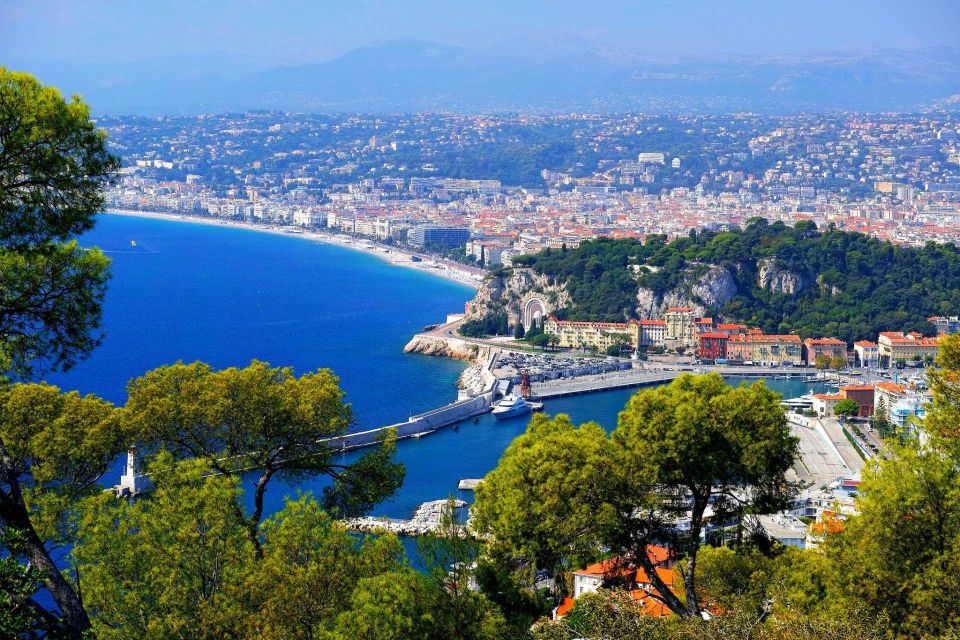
[757,258,808,295]
[465,268,571,326]
[635,265,738,318]
[403,335,486,362]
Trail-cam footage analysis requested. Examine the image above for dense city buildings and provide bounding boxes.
[99,110,960,259]
[409,225,471,249]
[929,315,960,335]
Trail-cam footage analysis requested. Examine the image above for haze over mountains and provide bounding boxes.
[20,39,960,115]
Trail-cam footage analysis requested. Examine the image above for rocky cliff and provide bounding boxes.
[757,258,809,295]
[463,257,810,324]
[635,264,738,318]
[403,334,486,362]
[464,268,571,325]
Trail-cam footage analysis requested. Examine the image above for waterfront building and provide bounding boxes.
[928,315,960,335]
[697,332,729,361]
[715,323,748,337]
[838,384,875,417]
[812,392,844,418]
[544,317,638,351]
[727,332,804,365]
[637,319,666,347]
[853,340,880,367]
[409,225,471,249]
[890,393,931,440]
[465,239,509,266]
[803,337,849,365]
[874,381,909,416]
[877,331,939,364]
[694,317,716,337]
[664,307,696,345]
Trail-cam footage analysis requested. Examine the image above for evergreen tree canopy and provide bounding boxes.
[512,220,960,341]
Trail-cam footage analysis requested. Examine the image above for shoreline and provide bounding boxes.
[103,209,483,291]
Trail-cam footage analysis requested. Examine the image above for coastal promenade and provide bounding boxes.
[104,209,484,290]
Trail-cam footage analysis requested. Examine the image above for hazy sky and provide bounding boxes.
[3,0,959,65]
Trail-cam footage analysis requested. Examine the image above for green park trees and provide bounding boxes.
[825,444,960,637]
[0,384,125,637]
[72,459,429,640]
[514,223,960,342]
[814,353,831,373]
[610,374,798,617]
[0,68,118,379]
[833,398,860,419]
[0,68,121,638]
[123,360,405,553]
[473,414,617,578]
[474,373,799,618]
[820,331,960,637]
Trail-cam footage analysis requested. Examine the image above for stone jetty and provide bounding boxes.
[344,499,469,536]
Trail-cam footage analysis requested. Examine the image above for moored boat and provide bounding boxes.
[492,394,534,419]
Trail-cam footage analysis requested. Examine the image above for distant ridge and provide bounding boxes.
[13,40,960,115]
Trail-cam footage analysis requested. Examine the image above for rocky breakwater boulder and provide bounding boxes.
[464,268,571,327]
[457,362,492,395]
[403,334,489,363]
[635,264,738,318]
[757,257,808,295]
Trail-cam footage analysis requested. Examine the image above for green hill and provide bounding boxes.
[508,219,960,342]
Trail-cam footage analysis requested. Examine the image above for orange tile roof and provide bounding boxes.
[875,382,908,394]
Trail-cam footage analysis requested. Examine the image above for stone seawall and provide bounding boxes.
[326,389,496,451]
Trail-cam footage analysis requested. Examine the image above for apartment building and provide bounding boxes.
[544,318,638,351]
[727,333,804,365]
[803,337,849,365]
[877,332,939,363]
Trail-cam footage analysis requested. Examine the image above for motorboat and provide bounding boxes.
[491,394,543,419]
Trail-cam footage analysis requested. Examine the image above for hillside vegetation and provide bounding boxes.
[510,219,960,341]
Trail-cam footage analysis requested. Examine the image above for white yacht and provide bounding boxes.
[491,394,543,420]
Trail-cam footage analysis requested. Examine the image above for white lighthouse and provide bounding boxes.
[116,445,151,497]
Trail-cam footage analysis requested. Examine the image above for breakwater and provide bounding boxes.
[326,390,495,451]
[344,499,469,536]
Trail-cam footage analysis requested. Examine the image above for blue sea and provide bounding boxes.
[50,214,821,529]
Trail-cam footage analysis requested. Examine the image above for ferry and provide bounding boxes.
[491,394,543,420]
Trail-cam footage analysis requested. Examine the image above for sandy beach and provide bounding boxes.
[104,209,483,290]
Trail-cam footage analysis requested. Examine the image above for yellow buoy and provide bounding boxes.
[130,240,137,247]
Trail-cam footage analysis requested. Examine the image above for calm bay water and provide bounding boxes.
[50,214,821,526]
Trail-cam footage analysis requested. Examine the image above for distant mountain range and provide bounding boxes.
[12,39,960,115]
